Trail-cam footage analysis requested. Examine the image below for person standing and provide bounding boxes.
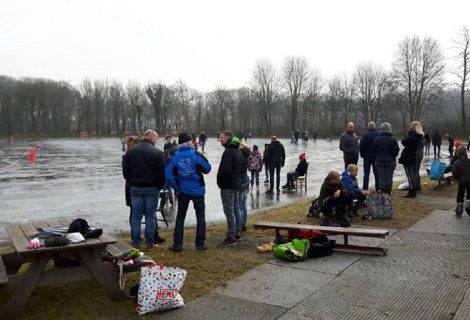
[122,130,166,249]
[424,132,431,155]
[452,145,470,216]
[447,134,455,158]
[165,133,211,252]
[399,121,424,198]
[359,121,379,190]
[247,145,263,191]
[217,130,244,246]
[238,141,251,232]
[432,130,442,159]
[263,143,269,183]
[372,122,399,193]
[265,136,286,194]
[339,122,359,168]
[199,131,208,153]
[294,129,300,145]
[163,136,173,151]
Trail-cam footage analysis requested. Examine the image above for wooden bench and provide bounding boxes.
[104,239,155,273]
[254,221,389,255]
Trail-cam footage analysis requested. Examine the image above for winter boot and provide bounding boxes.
[455,202,464,216]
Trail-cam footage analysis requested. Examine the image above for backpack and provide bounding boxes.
[307,235,336,258]
[306,198,320,217]
[272,239,310,261]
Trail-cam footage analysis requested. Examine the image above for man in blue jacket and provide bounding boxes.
[341,164,369,215]
[165,133,212,252]
[359,122,379,190]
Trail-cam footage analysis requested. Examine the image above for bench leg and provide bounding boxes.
[2,256,49,319]
[78,249,126,301]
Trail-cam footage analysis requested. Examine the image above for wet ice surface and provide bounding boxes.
[0,137,432,239]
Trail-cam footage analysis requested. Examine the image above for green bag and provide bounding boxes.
[272,239,310,261]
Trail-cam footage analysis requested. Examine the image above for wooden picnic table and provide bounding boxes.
[1,219,127,319]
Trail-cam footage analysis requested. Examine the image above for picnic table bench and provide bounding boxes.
[254,221,389,255]
[0,254,8,286]
[1,219,130,319]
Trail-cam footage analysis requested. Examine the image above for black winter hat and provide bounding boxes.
[178,133,192,145]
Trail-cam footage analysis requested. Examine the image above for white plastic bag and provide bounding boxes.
[137,264,187,315]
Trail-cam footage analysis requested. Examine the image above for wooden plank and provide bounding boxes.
[46,220,68,228]
[4,224,29,254]
[0,255,8,285]
[105,244,124,257]
[19,223,46,249]
[253,222,389,237]
[31,221,49,229]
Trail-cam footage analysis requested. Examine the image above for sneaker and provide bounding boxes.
[455,203,463,216]
[235,234,242,241]
[265,189,274,195]
[154,235,166,244]
[264,179,269,183]
[219,237,237,247]
[196,245,207,251]
[465,200,470,215]
[168,245,183,252]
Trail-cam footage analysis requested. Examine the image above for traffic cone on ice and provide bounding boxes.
[29,145,36,162]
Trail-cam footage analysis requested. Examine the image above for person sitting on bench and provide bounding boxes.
[341,164,369,216]
[282,153,308,190]
[318,171,351,227]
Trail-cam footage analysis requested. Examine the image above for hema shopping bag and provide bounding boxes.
[137,264,187,315]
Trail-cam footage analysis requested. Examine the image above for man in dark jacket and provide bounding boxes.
[447,134,455,158]
[432,130,442,159]
[282,153,308,190]
[199,131,208,152]
[359,122,379,190]
[122,130,165,249]
[217,130,244,246]
[339,122,359,168]
[265,136,286,194]
[165,133,211,252]
[452,145,470,216]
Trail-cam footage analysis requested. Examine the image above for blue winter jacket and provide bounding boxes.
[341,170,362,196]
[165,146,211,197]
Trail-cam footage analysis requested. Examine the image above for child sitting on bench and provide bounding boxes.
[318,171,351,227]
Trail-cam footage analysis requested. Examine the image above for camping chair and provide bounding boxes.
[429,161,452,189]
[295,162,309,192]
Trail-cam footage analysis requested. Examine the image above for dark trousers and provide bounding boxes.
[264,163,269,181]
[404,163,420,190]
[286,171,300,187]
[343,154,359,169]
[269,162,281,190]
[250,171,260,186]
[457,182,470,203]
[351,193,366,209]
[375,162,396,192]
[449,145,454,157]
[322,192,351,216]
[433,145,441,158]
[173,193,206,248]
[363,157,378,190]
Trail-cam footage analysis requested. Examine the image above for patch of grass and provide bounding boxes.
[0,178,457,319]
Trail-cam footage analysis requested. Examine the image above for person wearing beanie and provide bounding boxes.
[217,130,244,246]
[247,144,263,191]
[165,133,211,252]
[452,145,470,216]
[282,153,308,190]
[372,122,399,193]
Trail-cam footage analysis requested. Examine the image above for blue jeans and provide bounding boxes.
[239,188,248,229]
[220,189,241,238]
[173,193,205,248]
[130,186,160,247]
[363,157,378,190]
[250,171,260,187]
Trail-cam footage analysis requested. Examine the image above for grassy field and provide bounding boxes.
[0,177,456,319]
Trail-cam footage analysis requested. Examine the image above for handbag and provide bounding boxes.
[137,264,187,315]
[364,192,392,219]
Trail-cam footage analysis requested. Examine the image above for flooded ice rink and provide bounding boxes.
[0,136,432,238]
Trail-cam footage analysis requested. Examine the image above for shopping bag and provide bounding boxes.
[137,264,187,315]
[272,239,310,261]
[429,161,446,180]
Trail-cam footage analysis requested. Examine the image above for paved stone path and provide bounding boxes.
[156,207,470,319]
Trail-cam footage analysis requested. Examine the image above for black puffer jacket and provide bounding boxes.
[398,130,423,166]
[122,139,165,188]
[266,141,286,166]
[295,159,308,176]
[452,158,470,184]
[217,140,244,190]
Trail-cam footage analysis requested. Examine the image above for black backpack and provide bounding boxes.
[307,198,320,217]
[307,235,336,258]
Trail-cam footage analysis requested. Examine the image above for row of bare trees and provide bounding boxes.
[1,30,470,137]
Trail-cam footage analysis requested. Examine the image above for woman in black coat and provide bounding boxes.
[399,121,424,198]
[372,122,400,193]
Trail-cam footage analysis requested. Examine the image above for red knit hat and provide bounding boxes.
[299,153,306,159]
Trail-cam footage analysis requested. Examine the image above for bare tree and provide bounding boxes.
[392,36,445,121]
[453,26,470,133]
[251,59,280,134]
[146,83,164,132]
[282,56,310,131]
[126,81,142,134]
[325,77,343,133]
[302,70,323,132]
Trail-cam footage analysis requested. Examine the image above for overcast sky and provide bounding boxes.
[1,0,469,91]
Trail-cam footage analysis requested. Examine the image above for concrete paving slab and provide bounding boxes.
[215,263,335,308]
[154,293,287,320]
[291,259,470,320]
[409,209,470,235]
[268,251,363,275]
[384,229,470,252]
[454,286,470,320]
